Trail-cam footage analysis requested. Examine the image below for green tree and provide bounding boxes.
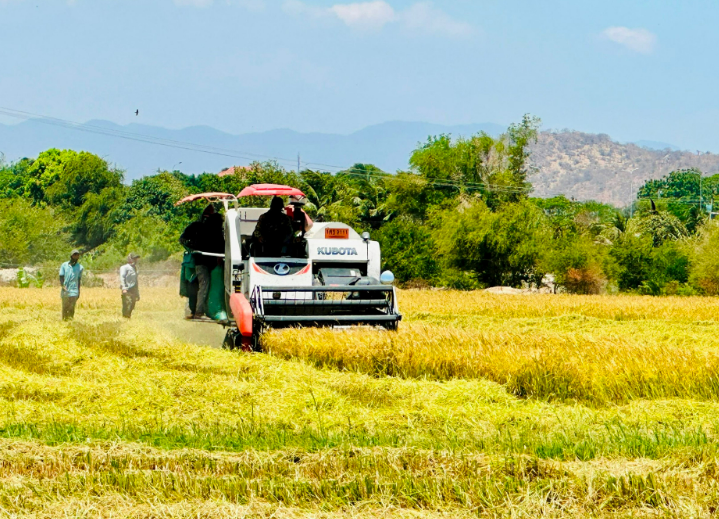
[409,115,540,210]
[45,151,124,208]
[608,234,653,291]
[336,164,391,229]
[86,211,181,269]
[505,114,541,194]
[299,169,360,226]
[626,211,688,247]
[689,221,719,294]
[124,171,191,224]
[74,187,127,249]
[0,199,71,266]
[23,148,69,205]
[432,199,549,288]
[376,217,438,283]
[0,158,33,199]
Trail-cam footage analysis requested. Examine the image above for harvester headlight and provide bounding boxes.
[273,292,281,300]
[380,271,395,285]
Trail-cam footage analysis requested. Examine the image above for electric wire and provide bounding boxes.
[0,106,541,195]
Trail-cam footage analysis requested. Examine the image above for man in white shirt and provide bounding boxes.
[119,253,140,318]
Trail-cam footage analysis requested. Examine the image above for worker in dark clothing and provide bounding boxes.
[253,196,294,256]
[204,210,225,256]
[286,195,313,236]
[180,205,223,318]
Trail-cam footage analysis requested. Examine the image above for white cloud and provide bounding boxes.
[602,26,657,54]
[330,1,395,30]
[285,0,471,37]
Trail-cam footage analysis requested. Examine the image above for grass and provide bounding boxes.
[2,288,719,516]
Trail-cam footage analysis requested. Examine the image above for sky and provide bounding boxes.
[0,0,718,151]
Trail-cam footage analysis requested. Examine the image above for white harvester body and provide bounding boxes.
[178,185,400,350]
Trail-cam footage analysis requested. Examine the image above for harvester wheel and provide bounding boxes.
[222,329,240,350]
[250,327,263,352]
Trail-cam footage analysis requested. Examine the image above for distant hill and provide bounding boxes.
[633,140,680,152]
[0,119,504,179]
[529,132,719,206]
[2,118,719,207]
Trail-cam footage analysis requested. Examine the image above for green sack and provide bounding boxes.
[182,252,197,283]
[207,265,227,321]
[179,252,197,298]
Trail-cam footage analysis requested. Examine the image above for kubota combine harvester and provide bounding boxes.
[176,184,401,350]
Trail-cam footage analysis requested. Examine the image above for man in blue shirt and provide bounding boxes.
[59,249,84,321]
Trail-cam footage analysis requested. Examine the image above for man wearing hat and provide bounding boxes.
[286,195,313,235]
[120,253,141,318]
[59,249,83,321]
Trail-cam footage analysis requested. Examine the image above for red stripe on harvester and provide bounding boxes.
[229,293,253,337]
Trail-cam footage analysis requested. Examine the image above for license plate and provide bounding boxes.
[325,228,349,239]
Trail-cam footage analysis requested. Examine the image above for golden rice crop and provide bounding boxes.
[2,287,719,517]
[265,323,719,404]
[400,290,719,322]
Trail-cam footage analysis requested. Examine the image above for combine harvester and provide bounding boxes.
[176,184,401,351]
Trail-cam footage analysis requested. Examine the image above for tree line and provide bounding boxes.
[3,114,719,294]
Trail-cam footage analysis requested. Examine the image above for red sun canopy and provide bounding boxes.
[237,184,305,198]
[175,192,237,206]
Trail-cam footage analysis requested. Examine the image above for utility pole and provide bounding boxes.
[297,153,300,174]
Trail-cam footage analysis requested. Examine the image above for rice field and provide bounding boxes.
[3,288,719,517]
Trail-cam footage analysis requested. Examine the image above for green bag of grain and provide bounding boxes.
[207,265,227,321]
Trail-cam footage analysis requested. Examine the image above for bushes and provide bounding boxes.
[376,217,438,284]
[84,212,181,270]
[563,267,605,295]
[543,236,607,294]
[0,199,71,266]
[431,200,548,288]
[689,221,719,295]
[4,141,719,297]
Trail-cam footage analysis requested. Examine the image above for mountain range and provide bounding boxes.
[530,132,719,205]
[0,118,503,179]
[2,118,719,206]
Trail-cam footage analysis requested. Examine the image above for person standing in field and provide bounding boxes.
[120,253,141,318]
[180,205,216,319]
[59,249,83,321]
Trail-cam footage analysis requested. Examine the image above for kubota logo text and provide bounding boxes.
[317,247,358,256]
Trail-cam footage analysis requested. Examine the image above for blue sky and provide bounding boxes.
[0,0,717,150]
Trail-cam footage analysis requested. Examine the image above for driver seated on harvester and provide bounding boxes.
[252,196,294,257]
[285,195,313,236]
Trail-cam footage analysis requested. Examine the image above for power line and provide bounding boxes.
[0,107,300,167]
[0,106,541,195]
